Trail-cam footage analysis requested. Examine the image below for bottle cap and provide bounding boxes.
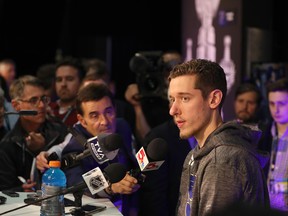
[49,160,61,167]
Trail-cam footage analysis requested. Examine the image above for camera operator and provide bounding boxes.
[125,50,182,144]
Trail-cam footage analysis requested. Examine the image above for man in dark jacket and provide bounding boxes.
[61,83,140,216]
[0,75,68,191]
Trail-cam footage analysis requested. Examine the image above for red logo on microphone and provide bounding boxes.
[137,148,146,163]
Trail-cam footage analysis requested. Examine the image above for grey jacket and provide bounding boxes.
[177,121,270,216]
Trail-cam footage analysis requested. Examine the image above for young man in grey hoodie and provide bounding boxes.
[168,59,270,216]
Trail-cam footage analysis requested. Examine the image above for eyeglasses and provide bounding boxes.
[18,95,51,107]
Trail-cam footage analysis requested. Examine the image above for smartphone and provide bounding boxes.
[69,204,106,215]
[2,190,19,197]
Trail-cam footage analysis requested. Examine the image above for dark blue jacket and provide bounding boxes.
[62,118,138,216]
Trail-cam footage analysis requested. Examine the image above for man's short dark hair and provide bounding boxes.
[76,83,115,115]
[266,78,288,94]
[168,59,227,110]
[235,82,262,106]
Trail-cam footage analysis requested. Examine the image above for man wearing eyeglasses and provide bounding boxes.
[0,75,68,192]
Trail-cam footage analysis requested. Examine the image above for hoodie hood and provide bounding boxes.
[193,120,270,168]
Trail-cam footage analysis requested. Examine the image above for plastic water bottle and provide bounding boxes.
[40,160,66,216]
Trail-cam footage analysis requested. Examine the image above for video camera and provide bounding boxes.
[129,51,167,99]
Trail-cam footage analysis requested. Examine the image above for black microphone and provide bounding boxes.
[130,138,168,182]
[0,163,126,216]
[4,110,38,116]
[60,162,126,195]
[61,133,123,169]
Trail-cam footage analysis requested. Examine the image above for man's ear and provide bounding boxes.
[11,99,21,111]
[77,114,87,129]
[209,89,223,109]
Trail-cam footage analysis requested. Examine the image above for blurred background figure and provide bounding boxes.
[233,82,271,175]
[49,57,85,128]
[138,119,194,216]
[0,59,17,100]
[82,58,115,93]
[265,78,288,213]
[125,50,183,145]
[233,82,263,124]
[0,88,7,140]
[36,63,58,102]
[0,75,18,131]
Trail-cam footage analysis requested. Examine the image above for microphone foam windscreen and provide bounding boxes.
[104,163,127,183]
[147,138,168,161]
[98,133,123,151]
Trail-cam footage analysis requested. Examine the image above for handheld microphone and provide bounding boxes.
[0,163,126,216]
[4,110,38,116]
[136,137,167,171]
[61,162,126,195]
[61,133,123,169]
[130,138,168,183]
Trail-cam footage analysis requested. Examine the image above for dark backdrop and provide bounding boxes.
[0,0,182,100]
[0,0,287,100]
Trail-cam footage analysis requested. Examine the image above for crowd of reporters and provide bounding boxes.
[0,54,286,216]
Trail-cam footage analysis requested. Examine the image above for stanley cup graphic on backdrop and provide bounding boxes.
[185,0,236,93]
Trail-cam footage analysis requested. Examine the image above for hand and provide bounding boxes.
[125,84,141,107]
[26,132,45,152]
[22,179,36,192]
[36,151,50,172]
[109,173,140,195]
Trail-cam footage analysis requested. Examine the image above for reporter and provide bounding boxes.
[36,83,140,216]
[0,75,68,192]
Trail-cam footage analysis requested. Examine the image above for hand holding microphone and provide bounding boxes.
[108,173,140,195]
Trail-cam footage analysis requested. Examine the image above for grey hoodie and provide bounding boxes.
[177,121,270,216]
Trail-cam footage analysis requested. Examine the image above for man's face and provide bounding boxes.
[55,66,81,102]
[168,75,213,140]
[77,96,116,137]
[13,85,48,124]
[268,91,288,125]
[0,63,16,86]
[234,91,258,123]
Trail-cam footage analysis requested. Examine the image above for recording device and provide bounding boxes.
[61,133,123,169]
[4,110,38,116]
[129,51,166,98]
[0,163,126,216]
[71,204,106,215]
[130,138,168,183]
